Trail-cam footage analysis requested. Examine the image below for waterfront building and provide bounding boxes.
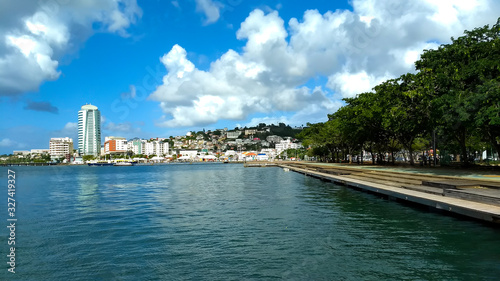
[78,104,101,156]
[104,136,128,155]
[155,141,169,156]
[49,137,74,159]
[259,148,276,160]
[144,141,155,156]
[144,140,169,156]
[13,150,30,157]
[179,150,198,159]
[31,149,50,155]
[127,138,144,155]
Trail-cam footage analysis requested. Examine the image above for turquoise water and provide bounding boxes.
[1,163,500,280]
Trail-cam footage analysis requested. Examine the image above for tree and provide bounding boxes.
[82,155,95,162]
[474,78,500,156]
[333,91,389,164]
[415,18,500,164]
[297,122,336,162]
[375,74,432,165]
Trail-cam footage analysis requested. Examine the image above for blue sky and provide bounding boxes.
[1,0,500,154]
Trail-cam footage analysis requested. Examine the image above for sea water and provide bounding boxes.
[1,163,499,280]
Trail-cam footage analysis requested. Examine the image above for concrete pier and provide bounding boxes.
[278,163,500,225]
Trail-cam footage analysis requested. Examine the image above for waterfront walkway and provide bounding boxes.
[276,162,500,224]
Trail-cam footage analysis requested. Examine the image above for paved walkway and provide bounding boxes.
[278,162,500,224]
[310,162,500,181]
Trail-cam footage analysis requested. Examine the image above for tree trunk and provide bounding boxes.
[408,147,415,165]
[370,144,375,164]
[456,129,469,166]
[460,144,469,166]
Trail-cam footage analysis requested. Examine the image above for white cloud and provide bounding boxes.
[0,138,14,147]
[327,71,392,98]
[0,0,142,96]
[149,0,499,127]
[52,122,78,143]
[62,122,77,131]
[195,0,222,25]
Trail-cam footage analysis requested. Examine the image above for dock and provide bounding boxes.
[0,162,57,166]
[244,163,278,167]
[274,162,500,224]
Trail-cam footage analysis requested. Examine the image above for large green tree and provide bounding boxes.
[415,18,500,164]
[297,122,334,162]
[375,73,432,165]
[336,92,390,164]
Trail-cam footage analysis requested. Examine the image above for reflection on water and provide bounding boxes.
[77,169,99,213]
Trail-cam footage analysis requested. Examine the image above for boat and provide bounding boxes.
[114,162,134,166]
[88,160,114,166]
[113,159,136,166]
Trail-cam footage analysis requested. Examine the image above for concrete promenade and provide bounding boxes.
[277,162,500,225]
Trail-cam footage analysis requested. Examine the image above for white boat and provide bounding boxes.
[113,159,135,166]
[88,160,114,166]
[114,162,133,166]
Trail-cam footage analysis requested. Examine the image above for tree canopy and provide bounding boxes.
[298,18,500,165]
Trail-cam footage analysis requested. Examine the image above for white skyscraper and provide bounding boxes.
[78,104,101,156]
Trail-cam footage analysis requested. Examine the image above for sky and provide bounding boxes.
[1,0,500,154]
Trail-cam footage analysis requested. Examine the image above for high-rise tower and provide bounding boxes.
[78,104,101,156]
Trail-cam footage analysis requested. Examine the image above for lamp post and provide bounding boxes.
[433,130,437,166]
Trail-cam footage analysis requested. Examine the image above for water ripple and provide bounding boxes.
[1,164,500,280]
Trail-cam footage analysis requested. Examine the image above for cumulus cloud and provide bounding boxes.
[327,71,392,98]
[24,100,59,114]
[0,0,142,96]
[195,0,222,24]
[150,0,499,127]
[0,138,15,147]
[51,122,78,142]
[149,13,338,127]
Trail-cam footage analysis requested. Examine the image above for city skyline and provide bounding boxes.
[2,0,500,154]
